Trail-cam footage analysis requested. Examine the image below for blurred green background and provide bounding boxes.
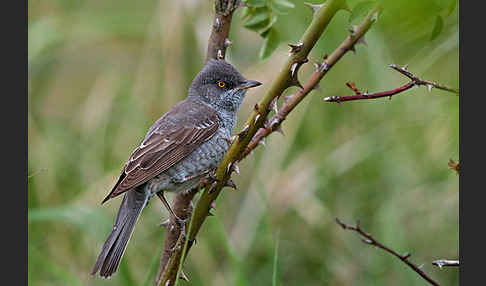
[28,0,458,285]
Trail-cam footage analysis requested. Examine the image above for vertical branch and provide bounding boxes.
[156,1,240,285]
[206,0,241,62]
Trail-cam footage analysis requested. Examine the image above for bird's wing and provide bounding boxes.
[102,100,219,203]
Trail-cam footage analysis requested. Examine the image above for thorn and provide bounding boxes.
[403,64,409,70]
[361,238,373,244]
[289,58,308,89]
[224,38,232,48]
[357,35,368,46]
[238,125,250,139]
[224,178,237,190]
[179,271,189,281]
[402,253,411,259]
[427,84,433,92]
[254,103,260,113]
[304,2,324,16]
[228,161,240,175]
[208,211,215,216]
[217,49,224,59]
[210,201,217,210]
[214,17,222,32]
[288,42,303,54]
[371,10,380,22]
[322,53,328,60]
[313,61,329,73]
[418,264,424,270]
[208,180,219,194]
[349,45,356,53]
[254,114,261,125]
[223,135,236,145]
[159,219,170,228]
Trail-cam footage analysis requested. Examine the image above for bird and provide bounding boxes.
[91,59,261,278]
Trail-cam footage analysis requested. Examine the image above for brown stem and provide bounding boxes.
[335,218,441,286]
[206,0,241,62]
[324,64,458,103]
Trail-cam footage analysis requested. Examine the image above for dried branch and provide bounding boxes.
[335,218,441,286]
[432,259,459,268]
[324,64,459,103]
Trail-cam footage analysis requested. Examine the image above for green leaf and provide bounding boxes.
[260,15,278,35]
[430,15,444,40]
[245,0,267,8]
[259,28,280,60]
[349,1,376,24]
[244,10,271,31]
[274,0,295,9]
[239,7,250,19]
[445,0,457,17]
[272,0,295,15]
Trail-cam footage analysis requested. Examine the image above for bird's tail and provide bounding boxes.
[91,185,150,278]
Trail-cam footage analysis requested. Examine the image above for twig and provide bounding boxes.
[335,218,441,286]
[432,260,459,268]
[324,64,459,103]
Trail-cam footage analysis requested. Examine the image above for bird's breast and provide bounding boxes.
[150,127,231,194]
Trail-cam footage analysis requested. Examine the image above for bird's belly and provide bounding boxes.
[149,128,230,194]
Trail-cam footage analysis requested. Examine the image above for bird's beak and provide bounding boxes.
[238,79,262,90]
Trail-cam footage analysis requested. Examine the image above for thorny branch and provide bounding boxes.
[335,218,441,286]
[324,64,459,103]
[243,7,380,157]
[158,1,381,285]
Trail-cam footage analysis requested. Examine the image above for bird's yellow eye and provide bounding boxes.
[217,81,226,88]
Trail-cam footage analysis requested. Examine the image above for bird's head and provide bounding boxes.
[188,59,261,112]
